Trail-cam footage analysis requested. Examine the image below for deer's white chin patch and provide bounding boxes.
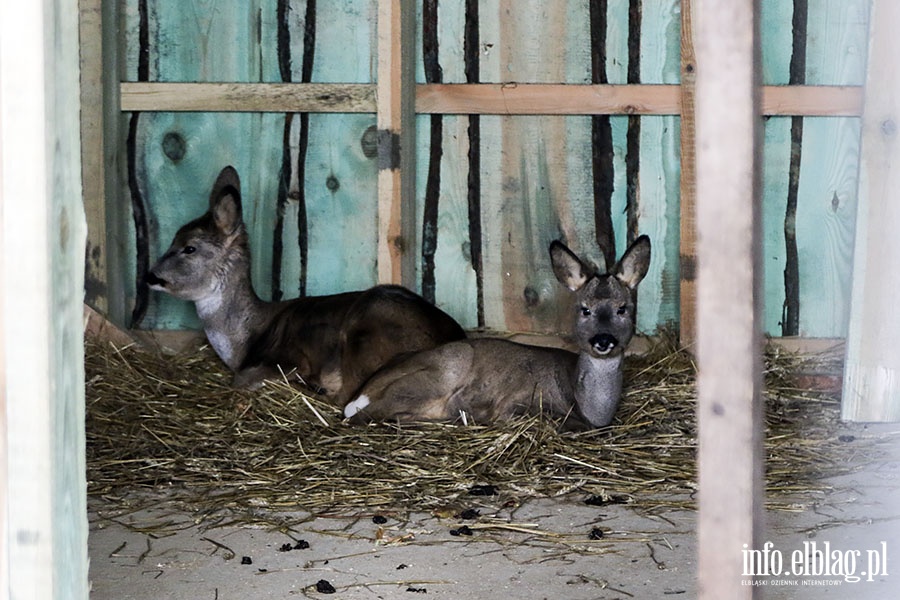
[344,395,370,419]
[592,346,615,357]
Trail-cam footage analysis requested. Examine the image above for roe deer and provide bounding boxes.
[146,166,465,400]
[344,236,650,430]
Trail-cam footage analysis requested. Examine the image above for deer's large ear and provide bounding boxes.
[209,167,243,235]
[615,235,651,290]
[209,166,240,207]
[550,241,589,291]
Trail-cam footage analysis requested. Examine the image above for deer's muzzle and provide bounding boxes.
[590,333,618,355]
[145,272,168,288]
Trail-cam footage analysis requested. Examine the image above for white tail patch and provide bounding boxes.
[343,395,371,419]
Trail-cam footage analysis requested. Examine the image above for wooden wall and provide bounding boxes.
[91,0,869,338]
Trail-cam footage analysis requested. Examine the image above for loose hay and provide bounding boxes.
[85,335,882,521]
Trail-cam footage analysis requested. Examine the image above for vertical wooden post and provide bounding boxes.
[694,1,764,598]
[80,0,108,314]
[101,0,127,326]
[0,105,6,600]
[842,0,900,422]
[376,0,417,288]
[679,0,697,348]
[1,1,89,598]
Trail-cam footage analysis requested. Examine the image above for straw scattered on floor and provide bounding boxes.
[85,334,886,523]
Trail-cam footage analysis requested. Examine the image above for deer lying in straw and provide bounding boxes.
[147,166,465,401]
[344,236,651,430]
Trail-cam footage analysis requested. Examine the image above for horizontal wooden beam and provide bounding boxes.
[417,83,680,115]
[120,82,377,112]
[762,85,862,117]
[120,81,863,117]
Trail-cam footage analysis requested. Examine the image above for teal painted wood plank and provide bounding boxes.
[756,0,868,337]
[608,114,629,263]
[605,0,630,85]
[415,115,480,328]
[760,117,792,336]
[153,0,273,82]
[759,0,793,336]
[410,2,480,326]
[299,0,379,295]
[635,116,681,331]
[760,0,792,85]
[635,0,681,331]
[641,0,681,85]
[312,0,377,84]
[805,0,870,86]
[788,0,867,336]
[432,10,479,328]
[302,113,379,295]
[560,122,607,274]
[794,117,860,337]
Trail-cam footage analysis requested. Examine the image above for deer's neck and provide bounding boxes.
[194,262,268,370]
[573,353,624,427]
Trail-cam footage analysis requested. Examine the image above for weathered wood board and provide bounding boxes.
[842,0,900,422]
[759,0,868,337]
[3,0,89,596]
[109,0,869,341]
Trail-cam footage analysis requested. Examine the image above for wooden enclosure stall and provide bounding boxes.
[72,2,900,598]
[82,0,867,343]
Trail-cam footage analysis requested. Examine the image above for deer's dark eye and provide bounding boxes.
[580,306,592,317]
[617,304,628,316]
[181,245,196,255]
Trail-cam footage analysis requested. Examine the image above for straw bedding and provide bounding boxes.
[85,333,877,520]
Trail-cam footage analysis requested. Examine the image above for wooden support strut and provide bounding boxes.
[119,81,863,117]
[694,1,765,598]
[376,0,417,286]
[679,0,697,349]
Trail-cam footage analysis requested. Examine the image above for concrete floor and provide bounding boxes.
[88,426,900,599]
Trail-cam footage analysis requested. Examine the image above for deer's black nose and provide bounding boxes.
[145,272,167,287]
[590,334,618,354]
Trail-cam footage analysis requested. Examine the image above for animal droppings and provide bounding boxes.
[449,525,473,537]
[467,484,497,496]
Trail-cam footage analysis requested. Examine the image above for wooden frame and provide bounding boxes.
[694,0,764,597]
[120,81,863,117]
